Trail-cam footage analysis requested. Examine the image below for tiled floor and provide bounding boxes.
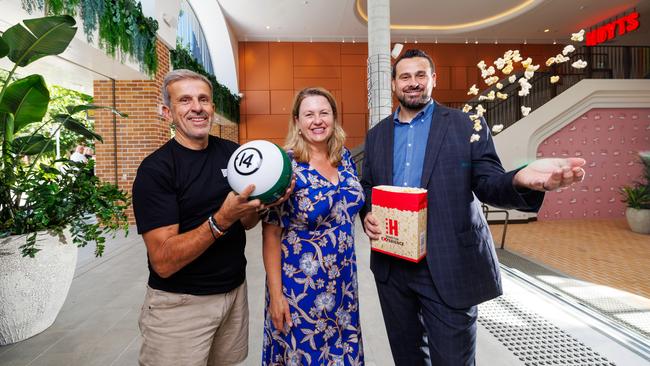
[489,218,650,299]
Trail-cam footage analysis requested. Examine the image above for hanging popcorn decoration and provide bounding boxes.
[464,28,588,141]
[492,124,504,133]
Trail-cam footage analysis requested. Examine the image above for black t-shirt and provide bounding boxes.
[132,136,246,295]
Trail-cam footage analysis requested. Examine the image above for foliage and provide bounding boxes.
[1,15,129,257]
[620,186,650,210]
[21,0,158,75]
[170,43,241,123]
[620,151,650,210]
[45,86,94,155]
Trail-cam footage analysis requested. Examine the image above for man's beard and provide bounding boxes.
[397,90,431,111]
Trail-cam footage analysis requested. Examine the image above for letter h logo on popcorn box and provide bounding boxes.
[371,185,427,262]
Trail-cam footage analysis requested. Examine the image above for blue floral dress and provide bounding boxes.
[262,148,365,366]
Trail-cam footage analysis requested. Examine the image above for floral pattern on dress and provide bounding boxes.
[262,148,365,366]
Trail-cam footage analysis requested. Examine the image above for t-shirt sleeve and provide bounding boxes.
[132,162,179,234]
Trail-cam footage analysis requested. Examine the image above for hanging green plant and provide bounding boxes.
[170,43,240,123]
[21,0,158,75]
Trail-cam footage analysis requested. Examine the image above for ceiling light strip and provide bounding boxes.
[355,0,538,31]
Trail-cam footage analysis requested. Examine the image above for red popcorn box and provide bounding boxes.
[371,185,427,262]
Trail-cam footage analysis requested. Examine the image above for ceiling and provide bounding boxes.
[217,0,650,45]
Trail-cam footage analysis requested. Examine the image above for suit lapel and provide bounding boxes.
[420,103,450,188]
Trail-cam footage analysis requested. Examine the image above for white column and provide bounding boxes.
[367,0,392,128]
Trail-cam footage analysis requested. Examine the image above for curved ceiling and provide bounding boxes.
[356,0,542,33]
[217,0,649,45]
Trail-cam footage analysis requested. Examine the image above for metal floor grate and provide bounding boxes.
[479,295,615,366]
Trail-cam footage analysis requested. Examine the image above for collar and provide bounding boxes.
[393,100,434,125]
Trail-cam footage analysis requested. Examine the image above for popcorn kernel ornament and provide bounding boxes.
[496,82,504,89]
[475,104,486,115]
[571,29,585,42]
[572,59,588,69]
[462,104,473,113]
[502,63,514,75]
[496,92,508,100]
[508,75,517,84]
[492,124,504,133]
[484,76,499,86]
[494,58,506,70]
[550,75,560,83]
[481,66,496,78]
[470,134,480,143]
[521,57,533,69]
[521,106,531,116]
[478,91,496,101]
[545,57,556,67]
[555,54,570,63]
[473,121,482,132]
[467,84,479,95]
[524,70,534,80]
[562,45,575,56]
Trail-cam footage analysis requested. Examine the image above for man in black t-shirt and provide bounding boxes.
[132,69,289,366]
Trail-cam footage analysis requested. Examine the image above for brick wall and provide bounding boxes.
[94,39,172,224]
[93,40,240,224]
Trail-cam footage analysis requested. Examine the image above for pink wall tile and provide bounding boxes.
[537,108,650,220]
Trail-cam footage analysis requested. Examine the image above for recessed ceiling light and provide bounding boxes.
[465,39,468,44]
[474,40,478,44]
[265,25,271,30]
[544,29,550,33]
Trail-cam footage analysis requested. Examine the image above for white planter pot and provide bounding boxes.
[625,208,650,235]
[0,231,77,345]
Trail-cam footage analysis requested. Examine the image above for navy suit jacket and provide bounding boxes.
[360,103,544,309]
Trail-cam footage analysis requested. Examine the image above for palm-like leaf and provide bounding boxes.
[0,75,49,133]
[2,15,77,67]
[0,37,8,58]
[55,114,103,142]
[66,104,128,118]
[13,134,55,155]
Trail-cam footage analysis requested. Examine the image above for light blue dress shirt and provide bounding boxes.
[392,101,434,187]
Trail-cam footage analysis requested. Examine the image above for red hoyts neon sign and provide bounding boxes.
[586,11,640,46]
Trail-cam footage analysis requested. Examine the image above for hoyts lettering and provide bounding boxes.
[385,218,399,236]
[586,11,640,46]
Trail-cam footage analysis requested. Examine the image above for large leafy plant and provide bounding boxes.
[620,151,650,210]
[0,15,129,257]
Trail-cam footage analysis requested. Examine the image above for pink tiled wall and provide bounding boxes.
[537,108,650,220]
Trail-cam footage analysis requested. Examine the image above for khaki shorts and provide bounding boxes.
[138,281,249,366]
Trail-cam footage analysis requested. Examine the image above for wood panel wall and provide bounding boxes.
[238,42,560,148]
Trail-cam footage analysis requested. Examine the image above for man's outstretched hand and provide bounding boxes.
[513,158,586,192]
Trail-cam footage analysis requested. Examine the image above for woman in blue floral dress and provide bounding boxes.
[262,87,365,365]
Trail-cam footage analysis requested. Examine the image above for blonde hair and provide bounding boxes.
[285,87,346,165]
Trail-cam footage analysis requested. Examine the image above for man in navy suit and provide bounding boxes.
[360,49,585,365]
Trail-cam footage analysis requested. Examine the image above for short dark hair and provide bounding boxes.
[391,49,435,79]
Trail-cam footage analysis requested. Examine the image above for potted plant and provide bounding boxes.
[620,151,650,234]
[0,15,129,345]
